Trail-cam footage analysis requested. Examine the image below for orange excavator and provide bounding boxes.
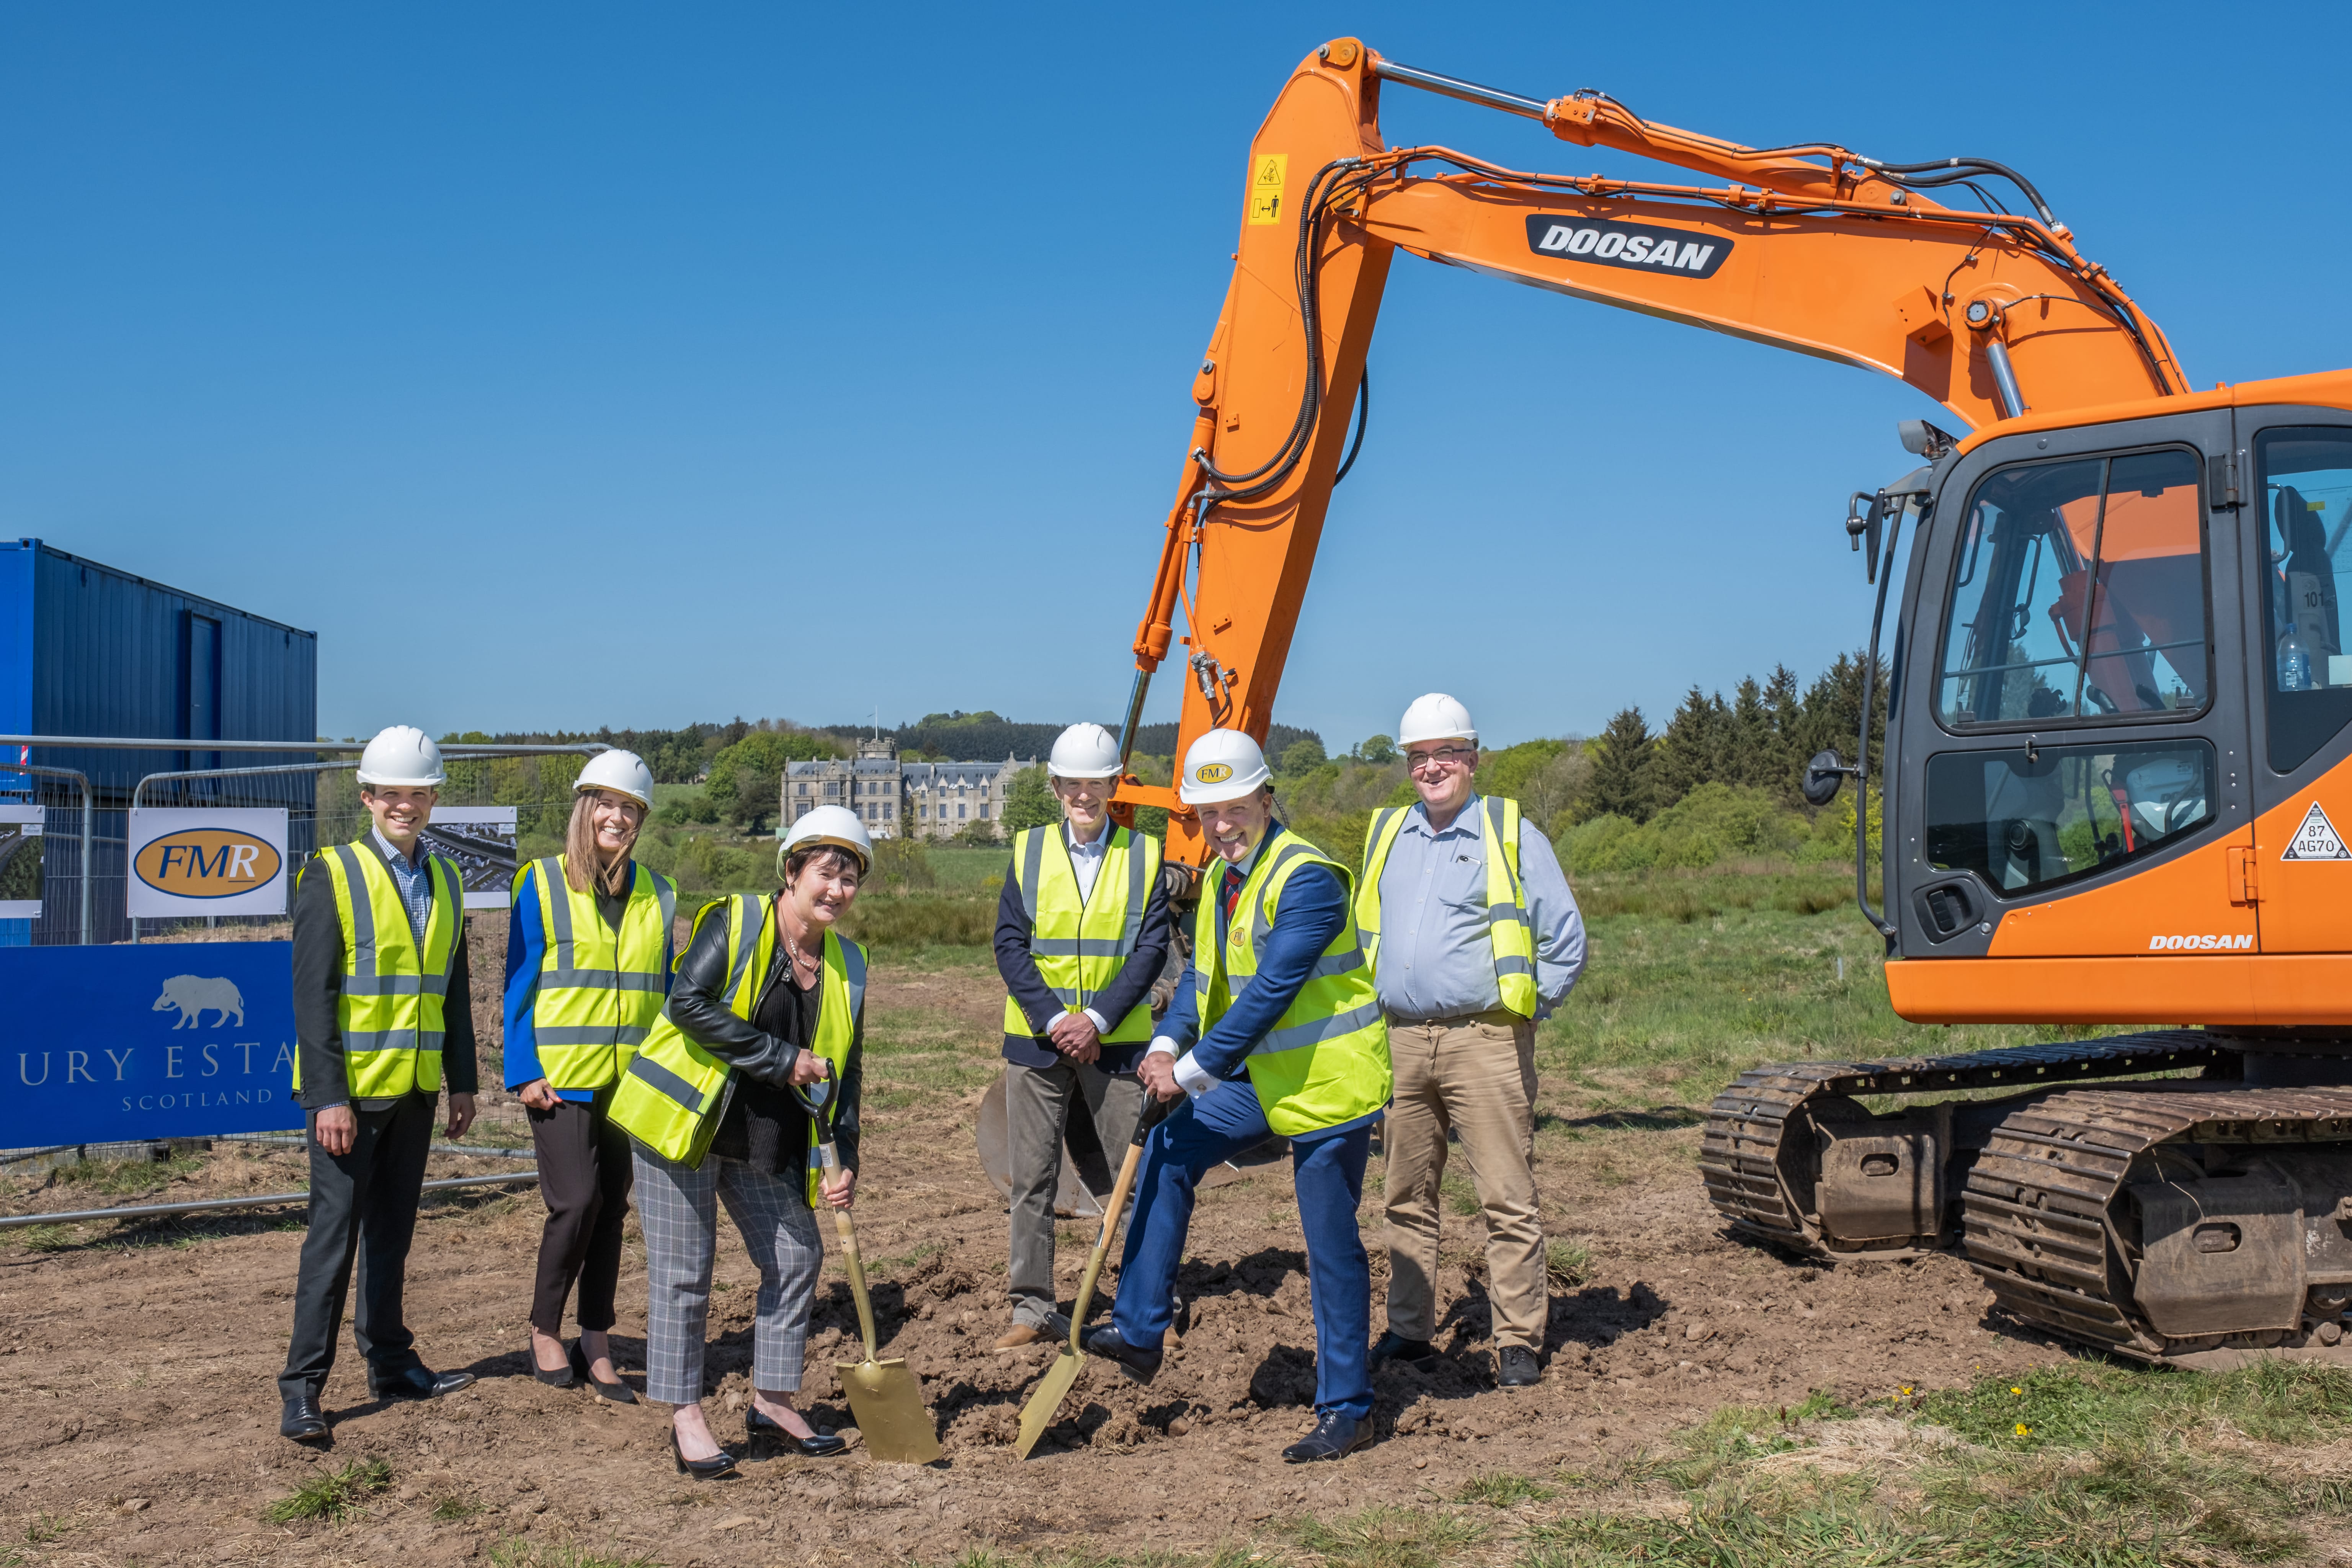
[1106,38,2352,1369]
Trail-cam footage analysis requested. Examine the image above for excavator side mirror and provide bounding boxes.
[1803,749,1852,807]
[1846,491,1886,583]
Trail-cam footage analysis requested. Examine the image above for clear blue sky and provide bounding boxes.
[5,2,2347,751]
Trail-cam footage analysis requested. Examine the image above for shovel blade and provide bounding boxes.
[1013,1349,1083,1460]
[836,1357,941,1465]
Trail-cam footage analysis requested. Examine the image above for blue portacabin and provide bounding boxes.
[3,942,298,1147]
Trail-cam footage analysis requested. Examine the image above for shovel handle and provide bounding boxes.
[1064,1091,1176,1353]
[816,1138,880,1362]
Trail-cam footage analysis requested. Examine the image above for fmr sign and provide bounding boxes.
[1524,215,1731,279]
[2,942,299,1146]
[127,808,289,918]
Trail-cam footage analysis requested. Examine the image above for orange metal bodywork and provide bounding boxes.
[1117,39,2352,1029]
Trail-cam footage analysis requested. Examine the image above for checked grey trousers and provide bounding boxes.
[634,1147,823,1407]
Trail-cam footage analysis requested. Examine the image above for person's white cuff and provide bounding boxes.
[1171,1052,1215,1098]
[1082,1007,1110,1035]
[1148,1036,1179,1057]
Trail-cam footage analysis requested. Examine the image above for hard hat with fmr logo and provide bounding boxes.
[1398,693,1478,749]
[1179,728,1272,806]
[1048,722,1123,780]
[354,725,447,788]
[575,749,655,810]
[778,804,874,877]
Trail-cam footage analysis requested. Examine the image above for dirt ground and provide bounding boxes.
[0,933,2078,1567]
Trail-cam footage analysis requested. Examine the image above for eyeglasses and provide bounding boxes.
[1406,746,1477,772]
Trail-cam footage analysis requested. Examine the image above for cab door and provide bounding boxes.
[2240,412,2352,956]
[1890,406,2254,962]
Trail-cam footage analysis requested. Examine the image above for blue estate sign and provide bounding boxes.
[3,942,298,1147]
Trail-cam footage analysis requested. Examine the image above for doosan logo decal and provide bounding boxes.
[133,829,283,900]
[1524,216,1731,278]
[2148,933,2254,951]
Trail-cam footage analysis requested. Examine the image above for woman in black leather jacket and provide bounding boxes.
[636,807,869,1476]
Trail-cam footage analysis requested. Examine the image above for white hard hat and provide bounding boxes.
[575,749,655,810]
[779,804,873,876]
[354,725,447,788]
[1178,728,1272,806]
[1398,693,1478,749]
[1049,722,1122,780]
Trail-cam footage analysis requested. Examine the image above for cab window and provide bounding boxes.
[2256,428,2352,773]
[1937,449,2208,729]
[1926,740,2214,896]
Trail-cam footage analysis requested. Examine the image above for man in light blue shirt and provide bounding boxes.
[1361,694,1585,1390]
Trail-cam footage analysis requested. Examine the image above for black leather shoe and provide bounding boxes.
[570,1341,636,1405]
[531,1336,577,1388]
[1498,1346,1542,1388]
[1283,1411,1372,1463]
[747,1406,848,1457]
[671,1429,738,1480]
[368,1364,476,1401]
[1081,1325,1162,1385]
[1369,1331,1436,1369]
[279,1395,328,1443]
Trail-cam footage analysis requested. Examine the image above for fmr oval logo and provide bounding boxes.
[134,830,283,899]
[1194,763,1233,784]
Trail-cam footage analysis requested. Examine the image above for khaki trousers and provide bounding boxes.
[1382,1011,1546,1351]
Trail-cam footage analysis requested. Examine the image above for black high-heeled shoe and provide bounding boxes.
[570,1340,635,1404]
[529,1335,577,1388]
[670,1428,738,1480]
[747,1405,848,1457]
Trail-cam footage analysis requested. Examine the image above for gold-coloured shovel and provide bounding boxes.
[801,1068,940,1465]
[1015,1092,1175,1459]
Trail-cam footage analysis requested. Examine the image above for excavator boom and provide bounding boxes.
[1116,39,2185,864]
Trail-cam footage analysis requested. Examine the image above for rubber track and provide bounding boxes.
[1963,1084,2352,1358]
[1699,1029,2220,1254]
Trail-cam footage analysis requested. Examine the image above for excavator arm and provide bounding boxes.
[1114,39,2188,862]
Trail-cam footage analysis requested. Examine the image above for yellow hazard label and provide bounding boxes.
[1246,153,1287,226]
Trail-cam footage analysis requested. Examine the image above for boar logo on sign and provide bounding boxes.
[132,828,283,900]
[153,975,248,1029]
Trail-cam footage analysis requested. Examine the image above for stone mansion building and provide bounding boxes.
[780,736,1035,841]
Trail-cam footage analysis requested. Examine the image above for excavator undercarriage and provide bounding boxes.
[1702,1036,2352,1367]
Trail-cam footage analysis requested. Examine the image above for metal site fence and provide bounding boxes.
[1,735,607,1192]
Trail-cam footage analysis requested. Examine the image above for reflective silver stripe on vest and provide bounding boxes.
[1248,836,1330,949]
[1493,956,1535,977]
[1359,808,1401,940]
[1016,828,1047,926]
[333,843,456,995]
[344,1031,445,1054]
[625,1050,704,1114]
[841,936,868,1019]
[1121,829,1149,947]
[653,867,676,947]
[1249,1000,1383,1057]
[539,969,667,992]
[540,856,574,971]
[721,895,762,1003]
[533,1024,654,1047]
[1483,798,1525,925]
[1028,936,1136,957]
[1229,946,1364,1000]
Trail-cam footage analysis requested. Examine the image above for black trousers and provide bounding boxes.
[278,1093,435,1401]
[527,1088,634,1336]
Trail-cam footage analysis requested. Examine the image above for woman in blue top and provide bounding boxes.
[503,750,676,1399]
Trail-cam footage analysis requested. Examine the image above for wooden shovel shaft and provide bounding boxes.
[1065,1142,1145,1353]
[817,1139,879,1362]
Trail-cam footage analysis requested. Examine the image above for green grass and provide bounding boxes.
[860,1001,1003,1111]
[839,892,994,953]
[431,1494,484,1522]
[41,1155,203,1197]
[1290,1507,1488,1568]
[262,1458,392,1524]
[1542,1240,1589,1287]
[1457,1475,1557,1507]
[485,1541,662,1568]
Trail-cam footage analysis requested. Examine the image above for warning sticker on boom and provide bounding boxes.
[2281,800,2351,860]
[1246,154,1287,227]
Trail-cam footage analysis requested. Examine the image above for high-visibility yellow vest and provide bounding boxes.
[1001,823,1163,1043]
[609,893,864,1198]
[1192,826,1390,1137]
[1356,795,1538,1018]
[296,840,462,1099]
[514,854,678,1090]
